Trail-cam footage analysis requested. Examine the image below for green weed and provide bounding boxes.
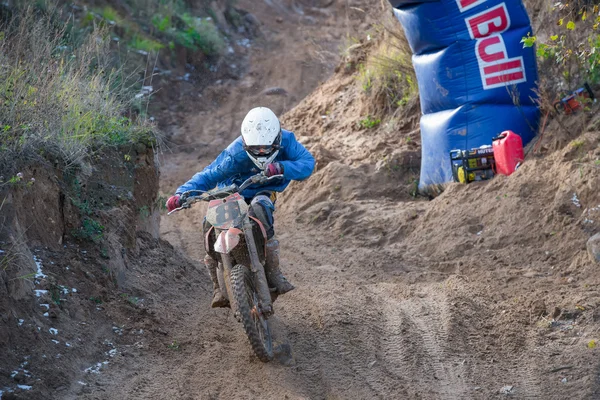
[13,272,36,281]
[522,4,600,86]
[152,14,171,32]
[0,7,159,170]
[100,247,109,259]
[370,48,417,112]
[358,64,373,92]
[0,173,34,188]
[72,218,105,243]
[397,92,412,107]
[339,35,361,59]
[50,284,62,306]
[139,205,150,219]
[409,180,419,198]
[99,6,120,23]
[223,6,242,28]
[346,23,418,118]
[175,14,225,56]
[156,195,168,212]
[1,248,20,272]
[359,116,381,129]
[124,0,187,20]
[130,35,165,53]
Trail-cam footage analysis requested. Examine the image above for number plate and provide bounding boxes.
[206,193,248,229]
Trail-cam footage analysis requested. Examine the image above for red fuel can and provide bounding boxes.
[492,130,524,176]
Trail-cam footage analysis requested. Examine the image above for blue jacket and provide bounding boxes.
[176,129,315,198]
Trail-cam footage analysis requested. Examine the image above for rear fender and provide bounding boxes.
[214,228,243,254]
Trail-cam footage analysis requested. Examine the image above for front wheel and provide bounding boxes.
[230,264,274,362]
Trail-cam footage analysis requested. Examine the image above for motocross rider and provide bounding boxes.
[166,107,315,308]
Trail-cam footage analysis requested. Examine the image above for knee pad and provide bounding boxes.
[249,196,275,239]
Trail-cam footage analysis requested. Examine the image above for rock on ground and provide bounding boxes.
[588,233,600,263]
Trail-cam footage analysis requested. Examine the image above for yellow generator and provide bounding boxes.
[450,147,495,184]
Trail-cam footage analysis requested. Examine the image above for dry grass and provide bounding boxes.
[357,19,418,117]
[0,5,158,172]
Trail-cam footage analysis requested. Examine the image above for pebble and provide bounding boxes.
[500,385,514,395]
[587,233,600,263]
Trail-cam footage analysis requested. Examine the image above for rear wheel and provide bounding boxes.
[230,264,274,362]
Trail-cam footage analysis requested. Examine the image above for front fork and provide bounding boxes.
[216,220,273,316]
[218,252,234,305]
[243,219,273,315]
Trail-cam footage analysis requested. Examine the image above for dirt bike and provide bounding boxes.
[168,173,283,362]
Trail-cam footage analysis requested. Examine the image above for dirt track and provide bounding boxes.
[81,1,600,399]
[83,216,600,399]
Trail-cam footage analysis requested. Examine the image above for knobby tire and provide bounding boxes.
[230,264,274,362]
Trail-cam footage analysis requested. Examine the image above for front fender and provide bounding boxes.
[214,228,243,254]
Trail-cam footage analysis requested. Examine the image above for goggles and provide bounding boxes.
[244,144,280,157]
[243,131,282,157]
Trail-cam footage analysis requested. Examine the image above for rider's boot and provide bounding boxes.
[264,238,295,294]
[204,255,229,308]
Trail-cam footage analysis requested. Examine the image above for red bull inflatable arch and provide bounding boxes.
[389,0,540,188]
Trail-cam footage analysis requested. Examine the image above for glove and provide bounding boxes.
[166,195,181,212]
[265,162,284,177]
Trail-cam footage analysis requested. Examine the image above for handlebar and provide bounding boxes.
[167,173,284,215]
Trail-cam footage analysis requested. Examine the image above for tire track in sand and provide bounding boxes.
[372,284,470,399]
[278,280,472,399]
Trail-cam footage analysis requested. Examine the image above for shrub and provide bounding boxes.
[124,0,187,20]
[176,14,225,56]
[72,218,105,243]
[370,27,417,110]
[143,4,226,57]
[359,116,381,129]
[129,35,165,53]
[152,14,171,32]
[355,20,418,116]
[99,6,120,24]
[0,7,158,171]
[522,3,600,86]
[358,63,373,92]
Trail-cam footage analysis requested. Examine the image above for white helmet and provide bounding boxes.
[241,107,282,170]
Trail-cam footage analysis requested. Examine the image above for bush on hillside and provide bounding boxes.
[150,11,225,56]
[523,3,600,88]
[0,6,157,172]
[356,23,418,117]
[178,14,225,56]
[127,0,227,57]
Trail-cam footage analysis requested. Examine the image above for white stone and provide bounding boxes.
[588,233,600,264]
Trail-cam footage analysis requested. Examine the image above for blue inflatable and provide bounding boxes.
[389,0,540,188]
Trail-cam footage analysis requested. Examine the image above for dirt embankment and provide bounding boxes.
[0,144,211,399]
